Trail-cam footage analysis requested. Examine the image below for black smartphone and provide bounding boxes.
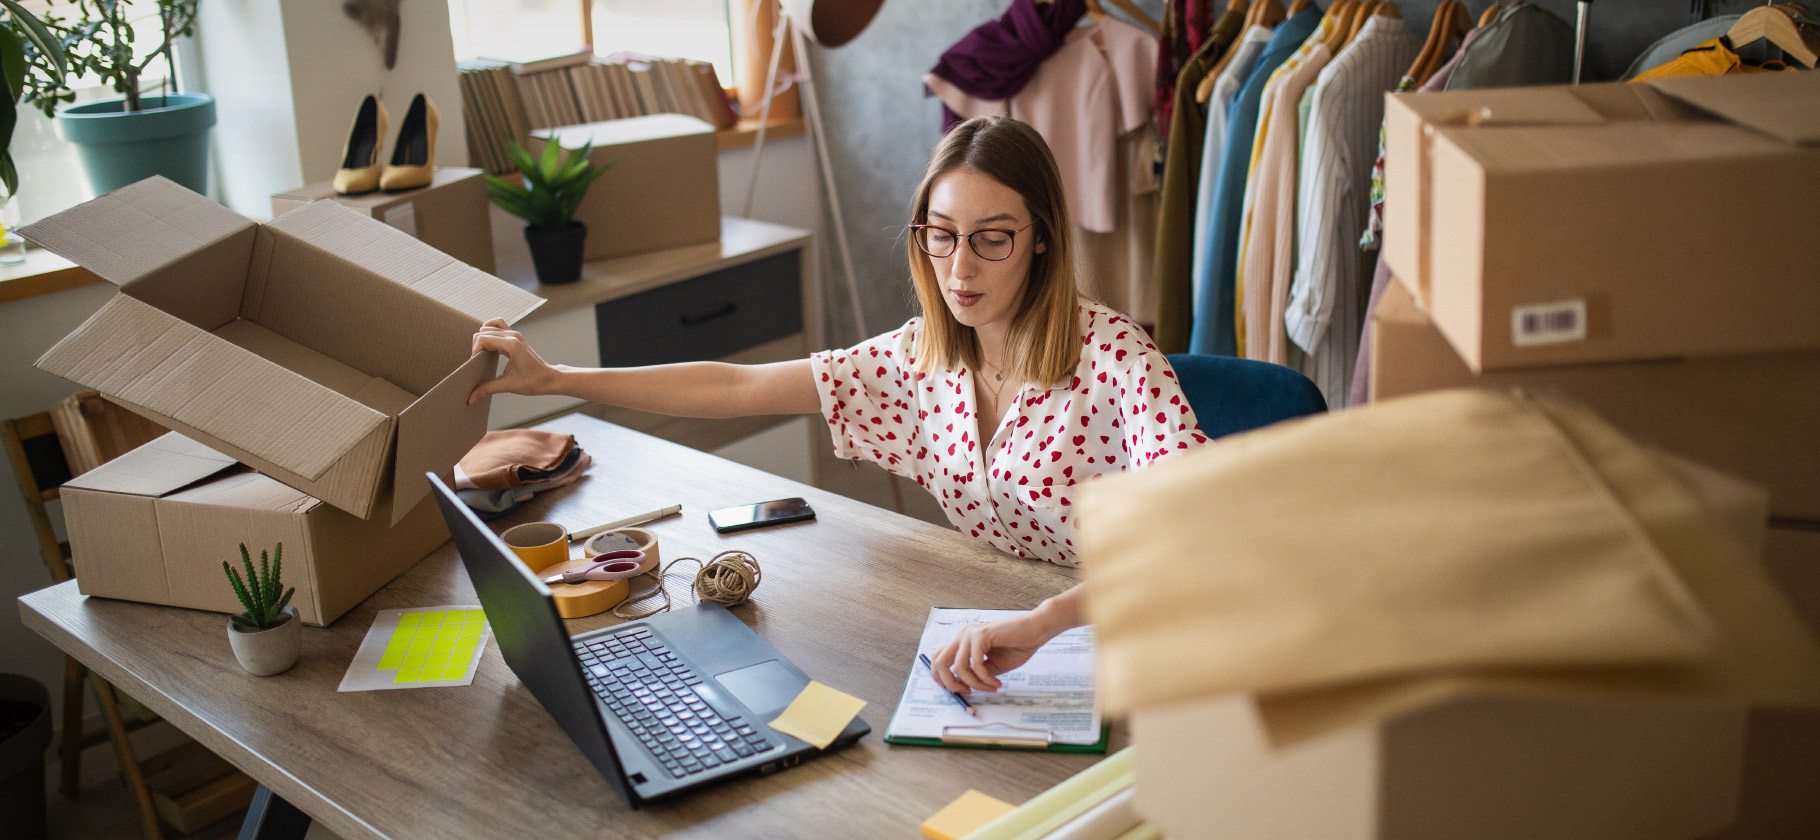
[707,497,816,533]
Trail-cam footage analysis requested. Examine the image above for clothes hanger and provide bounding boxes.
[1195,0,1255,97]
[1087,0,1165,34]
[1376,2,1403,20]
[1408,0,1464,86]
[1728,3,1817,67]
[1288,0,1313,15]
[1197,0,1279,103]
[1345,1,1384,44]
[1423,0,1473,83]
[1325,1,1360,53]
[1477,3,1503,28]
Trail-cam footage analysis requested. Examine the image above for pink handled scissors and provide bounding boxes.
[542,550,647,585]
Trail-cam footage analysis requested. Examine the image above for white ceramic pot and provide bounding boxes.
[227,606,300,676]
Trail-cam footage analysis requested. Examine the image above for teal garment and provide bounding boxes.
[1186,6,1322,357]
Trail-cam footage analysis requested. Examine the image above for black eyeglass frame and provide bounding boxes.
[908,222,1037,261]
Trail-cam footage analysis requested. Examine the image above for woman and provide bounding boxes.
[470,116,1208,695]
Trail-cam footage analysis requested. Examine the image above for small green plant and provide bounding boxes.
[484,139,612,231]
[223,543,295,631]
[11,0,201,118]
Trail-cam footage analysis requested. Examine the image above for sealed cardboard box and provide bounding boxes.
[60,433,447,626]
[1381,72,1820,371]
[530,114,719,261]
[1369,280,1820,521]
[271,167,496,275]
[1133,692,1746,840]
[24,177,544,521]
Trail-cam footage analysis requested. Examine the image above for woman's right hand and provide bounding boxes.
[469,318,560,404]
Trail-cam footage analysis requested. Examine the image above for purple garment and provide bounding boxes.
[929,0,1088,131]
[1348,27,1487,407]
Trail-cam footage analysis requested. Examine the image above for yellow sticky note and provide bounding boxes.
[922,789,1015,840]
[767,681,866,750]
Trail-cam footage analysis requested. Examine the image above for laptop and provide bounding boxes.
[427,474,869,807]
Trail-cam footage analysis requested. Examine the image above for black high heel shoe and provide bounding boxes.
[333,95,388,195]
[380,93,438,192]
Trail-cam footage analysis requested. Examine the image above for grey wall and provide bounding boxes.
[801,0,1771,349]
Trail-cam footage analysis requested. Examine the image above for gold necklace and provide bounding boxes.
[978,360,1010,406]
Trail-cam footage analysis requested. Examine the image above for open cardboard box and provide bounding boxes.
[529,114,720,261]
[23,177,544,522]
[271,166,496,275]
[1381,72,1820,371]
[1368,279,1820,521]
[60,433,448,626]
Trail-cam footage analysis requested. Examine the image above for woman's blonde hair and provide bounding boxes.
[906,116,1081,389]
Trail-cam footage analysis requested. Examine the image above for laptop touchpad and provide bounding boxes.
[714,660,802,715]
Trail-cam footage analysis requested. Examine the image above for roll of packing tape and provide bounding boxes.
[535,555,629,619]
[585,527,659,574]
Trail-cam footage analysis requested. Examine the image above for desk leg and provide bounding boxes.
[237,784,312,840]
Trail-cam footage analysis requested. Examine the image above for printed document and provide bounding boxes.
[886,607,1100,746]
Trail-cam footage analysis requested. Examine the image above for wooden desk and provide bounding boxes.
[20,414,1116,839]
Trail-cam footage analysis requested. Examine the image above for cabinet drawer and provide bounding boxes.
[596,251,802,367]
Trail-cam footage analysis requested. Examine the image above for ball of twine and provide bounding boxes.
[691,550,762,607]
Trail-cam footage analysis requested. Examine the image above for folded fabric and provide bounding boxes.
[456,430,576,491]
[1079,389,1752,719]
[457,450,592,519]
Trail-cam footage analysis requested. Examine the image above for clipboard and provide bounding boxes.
[883,607,1108,753]
[884,722,1111,753]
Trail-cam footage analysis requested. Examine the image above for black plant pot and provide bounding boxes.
[524,221,588,285]
[0,674,51,840]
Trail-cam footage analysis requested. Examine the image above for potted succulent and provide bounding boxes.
[11,0,214,195]
[0,674,51,840]
[485,139,611,285]
[223,543,300,676]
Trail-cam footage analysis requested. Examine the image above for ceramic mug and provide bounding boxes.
[500,521,568,572]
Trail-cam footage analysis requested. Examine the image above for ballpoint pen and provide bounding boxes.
[918,653,979,718]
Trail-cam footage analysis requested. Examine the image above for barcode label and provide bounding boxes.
[1511,300,1587,347]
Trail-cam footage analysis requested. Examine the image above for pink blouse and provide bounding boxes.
[810,301,1209,565]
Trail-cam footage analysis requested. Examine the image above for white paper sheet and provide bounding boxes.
[337,606,492,692]
[885,607,1100,745]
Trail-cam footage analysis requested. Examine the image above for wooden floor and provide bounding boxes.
[43,418,948,840]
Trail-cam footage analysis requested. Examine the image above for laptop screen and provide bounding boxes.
[426,474,637,807]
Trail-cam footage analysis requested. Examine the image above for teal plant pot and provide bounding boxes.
[56,93,217,195]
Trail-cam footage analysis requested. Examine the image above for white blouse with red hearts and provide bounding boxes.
[810,301,1209,565]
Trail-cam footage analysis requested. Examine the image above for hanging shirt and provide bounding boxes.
[1152,9,1247,330]
[1234,18,1334,363]
[1192,24,1275,311]
[810,302,1209,566]
[1182,5,1323,356]
[1629,37,1796,80]
[1288,14,1420,407]
[927,0,1089,131]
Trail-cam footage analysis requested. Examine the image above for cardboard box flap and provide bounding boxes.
[35,295,390,481]
[168,468,321,515]
[389,351,497,524]
[1649,72,1820,146]
[17,176,256,288]
[64,432,236,497]
[264,201,543,327]
[1397,86,1608,129]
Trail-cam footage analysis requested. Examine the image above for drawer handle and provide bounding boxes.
[679,302,739,326]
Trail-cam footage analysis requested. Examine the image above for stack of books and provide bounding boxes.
[458,49,738,175]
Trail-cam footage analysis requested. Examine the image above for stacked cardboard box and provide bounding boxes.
[1369,71,1820,837]
[528,114,720,261]
[23,177,545,625]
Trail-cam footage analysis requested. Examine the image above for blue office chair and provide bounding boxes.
[1166,354,1328,439]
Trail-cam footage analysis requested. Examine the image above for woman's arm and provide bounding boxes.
[928,583,1088,694]
[468,319,821,418]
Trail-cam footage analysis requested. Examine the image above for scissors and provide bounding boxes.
[542,550,647,585]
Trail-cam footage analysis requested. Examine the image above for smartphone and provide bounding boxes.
[708,497,816,533]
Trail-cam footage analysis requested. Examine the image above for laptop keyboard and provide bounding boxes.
[576,627,776,779]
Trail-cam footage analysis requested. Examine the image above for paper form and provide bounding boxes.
[886,608,1100,745]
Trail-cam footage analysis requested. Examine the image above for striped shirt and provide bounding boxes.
[1288,15,1420,406]
[1191,24,1273,310]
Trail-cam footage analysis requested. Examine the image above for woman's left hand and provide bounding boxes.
[929,613,1056,694]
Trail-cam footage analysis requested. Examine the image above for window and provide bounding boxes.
[447,0,735,88]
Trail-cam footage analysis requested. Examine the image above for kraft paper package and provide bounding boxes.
[1080,389,1820,745]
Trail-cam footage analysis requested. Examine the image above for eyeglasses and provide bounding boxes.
[910,222,1035,262]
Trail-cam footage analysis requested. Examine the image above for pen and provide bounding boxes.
[918,653,978,718]
[569,504,683,542]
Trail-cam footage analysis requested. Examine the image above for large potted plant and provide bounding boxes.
[12,0,213,195]
[486,139,610,285]
[223,543,300,677]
